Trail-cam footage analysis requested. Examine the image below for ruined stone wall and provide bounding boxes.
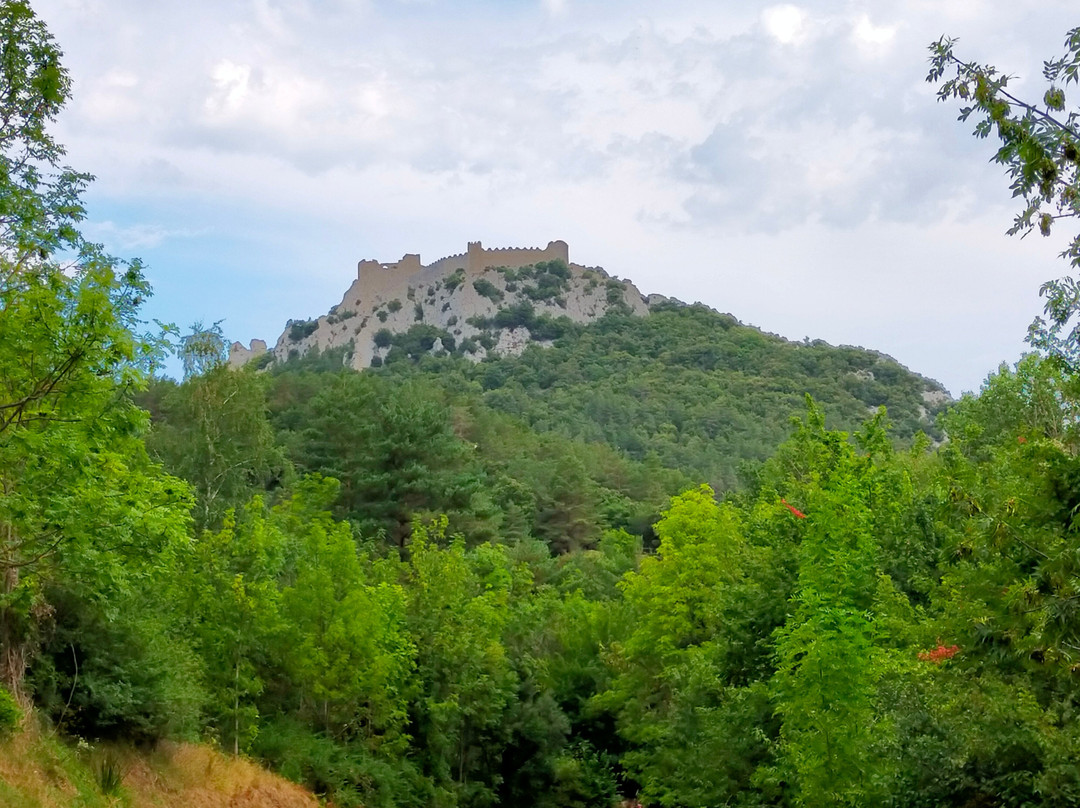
[355,253,423,299]
[424,250,469,276]
[424,240,570,276]
[228,338,267,368]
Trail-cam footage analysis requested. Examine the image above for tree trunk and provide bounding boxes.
[0,561,28,708]
[234,656,240,756]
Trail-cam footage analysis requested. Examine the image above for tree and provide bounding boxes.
[295,373,489,546]
[275,477,415,750]
[148,360,287,534]
[928,28,1080,364]
[185,497,283,754]
[180,319,228,379]
[0,0,188,704]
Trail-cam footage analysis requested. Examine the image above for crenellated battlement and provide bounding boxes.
[359,240,570,289]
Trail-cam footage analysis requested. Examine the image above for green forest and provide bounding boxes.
[6,2,1080,806]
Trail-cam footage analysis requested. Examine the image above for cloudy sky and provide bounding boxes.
[31,0,1080,394]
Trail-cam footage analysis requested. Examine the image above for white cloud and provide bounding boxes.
[205,60,253,116]
[82,221,204,251]
[762,4,808,45]
[852,14,896,55]
[27,0,1080,394]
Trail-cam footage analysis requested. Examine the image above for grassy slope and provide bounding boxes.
[0,725,317,808]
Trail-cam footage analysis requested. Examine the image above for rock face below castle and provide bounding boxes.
[231,240,650,371]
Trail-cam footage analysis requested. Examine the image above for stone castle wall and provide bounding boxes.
[357,240,569,292]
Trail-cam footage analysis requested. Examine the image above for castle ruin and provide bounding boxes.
[355,240,569,298]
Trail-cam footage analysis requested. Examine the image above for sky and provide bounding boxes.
[29,0,1080,394]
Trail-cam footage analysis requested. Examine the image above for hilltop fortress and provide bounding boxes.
[356,240,570,299]
[231,239,649,370]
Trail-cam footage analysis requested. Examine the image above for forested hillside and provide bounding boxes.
[359,300,950,489]
[8,3,1080,808]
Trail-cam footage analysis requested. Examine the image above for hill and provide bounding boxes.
[370,301,950,489]
[237,242,950,490]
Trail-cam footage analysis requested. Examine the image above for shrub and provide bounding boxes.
[445,268,466,292]
[473,278,504,303]
[387,299,403,313]
[373,329,393,348]
[0,687,21,735]
[254,352,276,370]
[520,260,571,301]
[288,320,319,342]
[492,302,535,330]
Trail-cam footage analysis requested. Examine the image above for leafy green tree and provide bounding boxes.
[148,360,287,533]
[292,373,491,545]
[0,0,188,705]
[179,319,228,379]
[928,29,1080,364]
[404,519,518,806]
[275,477,415,750]
[185,496,284,754]
[767,451,892,805]
[598,485,777,807]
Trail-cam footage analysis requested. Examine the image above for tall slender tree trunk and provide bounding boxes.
[234,656,240,756]
[0,556,28,707]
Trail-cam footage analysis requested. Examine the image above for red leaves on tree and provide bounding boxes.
[781,499,807,519]
[918,641,960,664]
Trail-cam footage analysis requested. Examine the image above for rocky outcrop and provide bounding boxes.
[235,240,650,370]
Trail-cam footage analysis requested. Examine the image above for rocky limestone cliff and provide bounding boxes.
[230,240,649,370]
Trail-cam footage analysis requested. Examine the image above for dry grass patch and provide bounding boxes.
[123,742,318,808]
[0,725,317,808]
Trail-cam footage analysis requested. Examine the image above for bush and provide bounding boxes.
[492,302,535,330]
[288,320,319,342]
[520,260,571,301]
[253,717,424,808]
[445,268,466,292]
[373,329,393,348]
[0,687,21,735]
[28,585,204,742]
[473,278,504,303]
[387,299,402,313]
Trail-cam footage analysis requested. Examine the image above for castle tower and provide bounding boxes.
[467,241,483,273]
